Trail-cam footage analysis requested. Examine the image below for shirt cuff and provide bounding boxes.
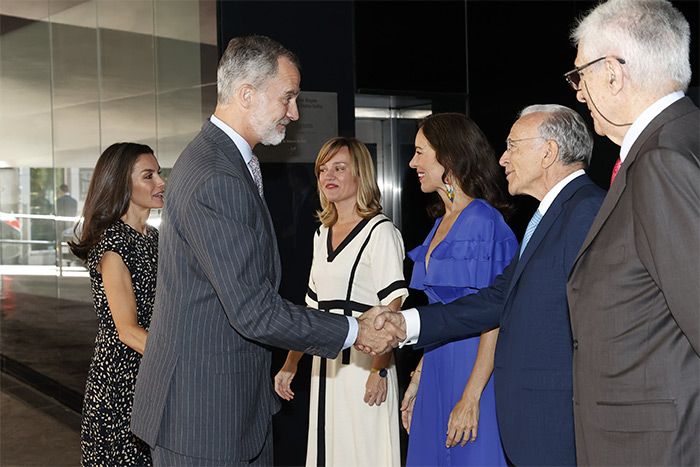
[400,308,421,347]
[343,316,358,349]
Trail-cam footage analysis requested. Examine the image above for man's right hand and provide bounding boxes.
[354,306,407,355]
[374,309,406,339]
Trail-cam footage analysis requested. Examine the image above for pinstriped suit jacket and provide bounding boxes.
[130,121,349,462]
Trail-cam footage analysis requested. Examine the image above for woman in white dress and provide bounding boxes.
[274,136,408,467]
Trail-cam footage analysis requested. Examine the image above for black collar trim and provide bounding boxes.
[326,217,372,262]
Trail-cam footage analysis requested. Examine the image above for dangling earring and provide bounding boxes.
[443,177,455,203]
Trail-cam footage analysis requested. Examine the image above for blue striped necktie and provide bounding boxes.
[520,209,542,258]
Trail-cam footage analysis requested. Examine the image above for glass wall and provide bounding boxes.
[0,0,216,404]
[354,94,433,246]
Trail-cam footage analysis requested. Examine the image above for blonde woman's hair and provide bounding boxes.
[314,137,382,227]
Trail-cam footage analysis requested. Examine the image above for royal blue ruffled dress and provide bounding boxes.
[406,199,518,466]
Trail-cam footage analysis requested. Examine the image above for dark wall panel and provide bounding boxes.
[355,0,467,95]
[218,0,356,137]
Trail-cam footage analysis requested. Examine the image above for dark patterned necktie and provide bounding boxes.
[248,154,264,198]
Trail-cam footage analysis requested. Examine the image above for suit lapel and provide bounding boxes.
[571,97,696,270]
[202,121,281,282]
[508,207,558,293]
[201,122,265,207]
[506,174,591,300]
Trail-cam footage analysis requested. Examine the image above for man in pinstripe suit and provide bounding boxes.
[131,36,399,466]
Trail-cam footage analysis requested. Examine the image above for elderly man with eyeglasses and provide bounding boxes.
[564,0,700,465]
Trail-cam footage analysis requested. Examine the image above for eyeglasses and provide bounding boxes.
[564,56,626,91]
[505,137,545,152]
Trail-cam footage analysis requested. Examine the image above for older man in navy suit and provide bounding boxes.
[364,104,605,466]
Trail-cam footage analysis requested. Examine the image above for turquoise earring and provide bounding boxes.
[444,178,455,203]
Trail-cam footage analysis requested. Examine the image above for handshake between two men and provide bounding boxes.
[354,306,407,355]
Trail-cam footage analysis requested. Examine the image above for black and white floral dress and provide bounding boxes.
[81,220,157,466]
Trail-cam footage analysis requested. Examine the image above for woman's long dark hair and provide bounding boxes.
[69,142,154,261]
[420,113,512,219]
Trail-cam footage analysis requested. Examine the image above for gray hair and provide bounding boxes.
[571,0,691,92]
[217,35,301,105]
[519,104,593,167]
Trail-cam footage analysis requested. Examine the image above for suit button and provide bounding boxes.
[573,339,579,350]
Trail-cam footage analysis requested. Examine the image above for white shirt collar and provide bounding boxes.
[619,91,684,162]
[209,114,254,165]
[537,169,586,216]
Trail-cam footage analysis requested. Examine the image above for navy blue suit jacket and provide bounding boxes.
[416,174,604,466]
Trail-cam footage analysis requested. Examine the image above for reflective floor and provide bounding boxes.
[1,273,91,466]
[1,274,94,398]
[0,372,81,466]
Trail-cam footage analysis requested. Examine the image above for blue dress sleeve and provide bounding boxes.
[408,200,518,304]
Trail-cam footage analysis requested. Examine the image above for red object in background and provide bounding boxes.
[0,213,20,318]
[1,213,21,232]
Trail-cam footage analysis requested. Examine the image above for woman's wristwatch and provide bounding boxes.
[371,367,388,378]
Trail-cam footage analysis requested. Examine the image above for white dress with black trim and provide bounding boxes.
[305,213,408,467]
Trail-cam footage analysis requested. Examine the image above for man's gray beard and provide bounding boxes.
[259,127,286,146]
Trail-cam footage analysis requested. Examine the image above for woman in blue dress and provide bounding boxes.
[402,113,518,466]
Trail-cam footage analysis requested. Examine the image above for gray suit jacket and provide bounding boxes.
[131,121,349,462]
[567,97,700,466]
